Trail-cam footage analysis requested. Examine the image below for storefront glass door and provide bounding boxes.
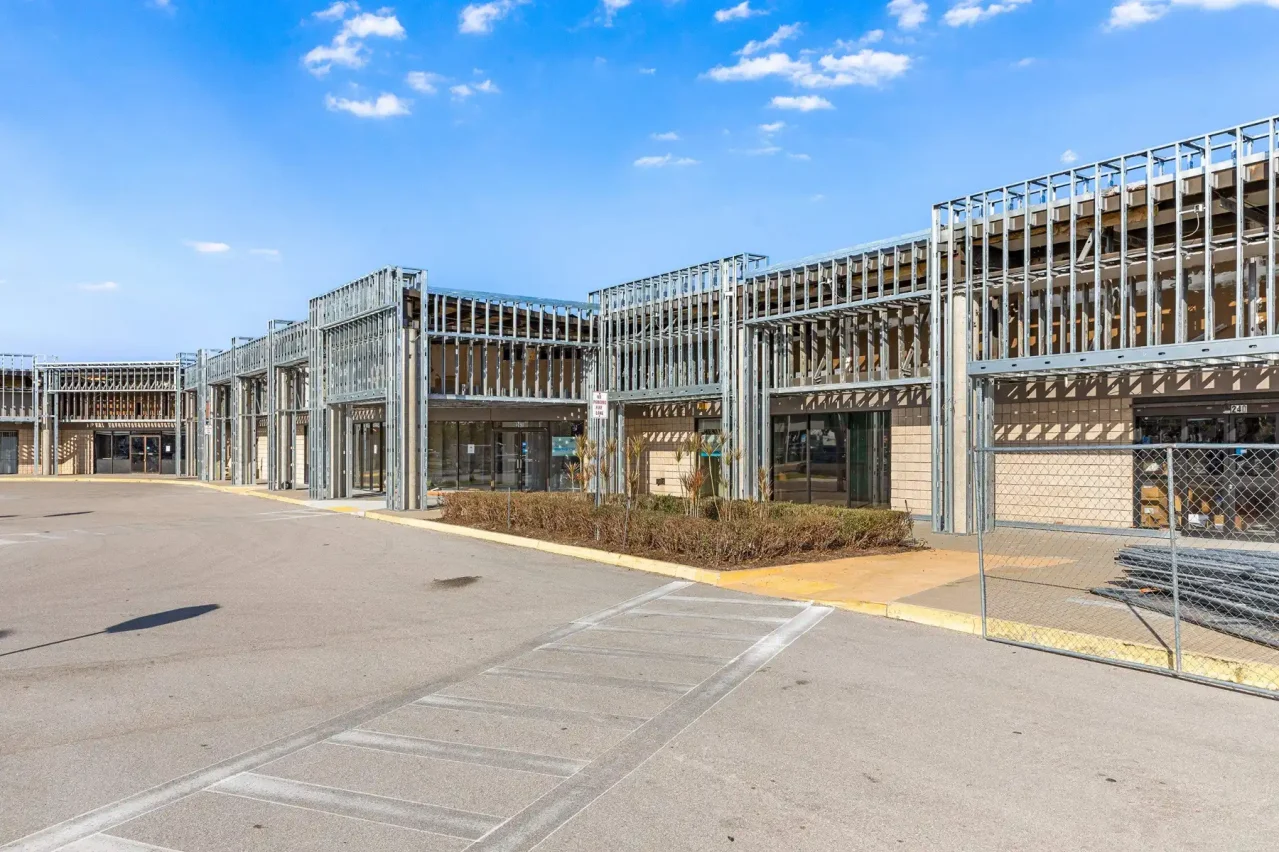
[493,429,549,491]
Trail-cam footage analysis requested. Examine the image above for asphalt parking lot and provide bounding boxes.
[2,482,1277,851]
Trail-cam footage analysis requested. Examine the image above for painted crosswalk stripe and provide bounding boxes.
[627,607,789,625]
[60,835,183,852]
[410,694,649,729]
[662,594,810,608]
[537,643,728,665]
[211,773,501,840]
[483,665,695,694]
[331,729,587,777]
[585,624,763,642]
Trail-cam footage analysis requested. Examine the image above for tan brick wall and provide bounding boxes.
[628,410,697,497]
[54,428,94,475]
[991,380,1136,528]
[890,406,932,516]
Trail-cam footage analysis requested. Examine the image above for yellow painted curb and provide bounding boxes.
[986,619,1279,692]
[1,476,202,486]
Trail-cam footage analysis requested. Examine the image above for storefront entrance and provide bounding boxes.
[0,431,16,475]
[351,421,384,495]
[94,431,175,475]
[1135,396,1279,537]
[772,411,891,508]
[494,429,548,491]
[428,419,582,491]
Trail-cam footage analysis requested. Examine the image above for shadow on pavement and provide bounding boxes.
[0,604,221,658]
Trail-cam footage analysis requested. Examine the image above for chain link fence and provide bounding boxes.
[977,444,1279,698]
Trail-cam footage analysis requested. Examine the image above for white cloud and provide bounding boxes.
[343,10,405,38]
[150,0,175,13]
[888,0,929,29]
[714,1,767,22]
[1107,0,1167,27]
[733,144,782,156]
[943,0,1032,26]
[78,281,119,292]
[1014,56,1035,67]
[1061,149,1078,165]
[303,8,405,76]
[184,240,231,253]
[811,193,826,202]
[1108,0,1279,30]
[406,71,447,94]
[705,49,911,88]
[599,0,633,26]
[651,131,681,141]
[314,1,355,21]
[451,80,500,99]
[759,121,786,133]
[788,152,811,161]
[325,92,411,118]
[771,94,834,111]
[832,30,886,51]
[303,40,365,75]
[639,67,657,74]
[250,248,281,258]
[634,154,699,167]
[459,0,530,34]
[739,23,802,56]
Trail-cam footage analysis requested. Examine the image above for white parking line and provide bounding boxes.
[60,835,182,852]
[210,773,501,840]
[483,665,696,695]
[627,607,789,625]
[330,730,588,777]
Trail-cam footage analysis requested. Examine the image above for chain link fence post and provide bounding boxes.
[1166,446,1182,673]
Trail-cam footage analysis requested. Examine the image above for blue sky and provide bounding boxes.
[2,0,1278,358]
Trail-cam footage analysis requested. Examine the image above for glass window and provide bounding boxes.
[773,414,809,503]
[439,421,459,489]
[549,421,582,492]
[1135,416,1182,444]
[94,433,112,463]
[809,413,848,506]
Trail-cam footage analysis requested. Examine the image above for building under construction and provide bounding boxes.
[5,113,1279,536]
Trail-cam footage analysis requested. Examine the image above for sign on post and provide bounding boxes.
[591,391,609,420]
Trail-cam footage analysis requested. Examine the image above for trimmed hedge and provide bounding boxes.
[439,491,912,568]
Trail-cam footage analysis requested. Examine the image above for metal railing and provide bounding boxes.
[977,443,1279,698]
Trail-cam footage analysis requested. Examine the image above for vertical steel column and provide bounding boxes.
[267,323,278,489]
[1204,134,1214,342]
[930,205,944,533]
[1235,127,1245,339]
[173,363,182,477]
[1175,143,1186,343]
[1120,160,1129,348]
[32,360,42,476]
[1270,118,1277,337]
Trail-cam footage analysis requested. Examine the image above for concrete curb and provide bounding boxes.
[8,476,1277,691]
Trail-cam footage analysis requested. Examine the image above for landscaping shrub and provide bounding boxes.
[440,490,912,568]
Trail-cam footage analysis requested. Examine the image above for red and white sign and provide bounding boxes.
[591,391,609,420]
